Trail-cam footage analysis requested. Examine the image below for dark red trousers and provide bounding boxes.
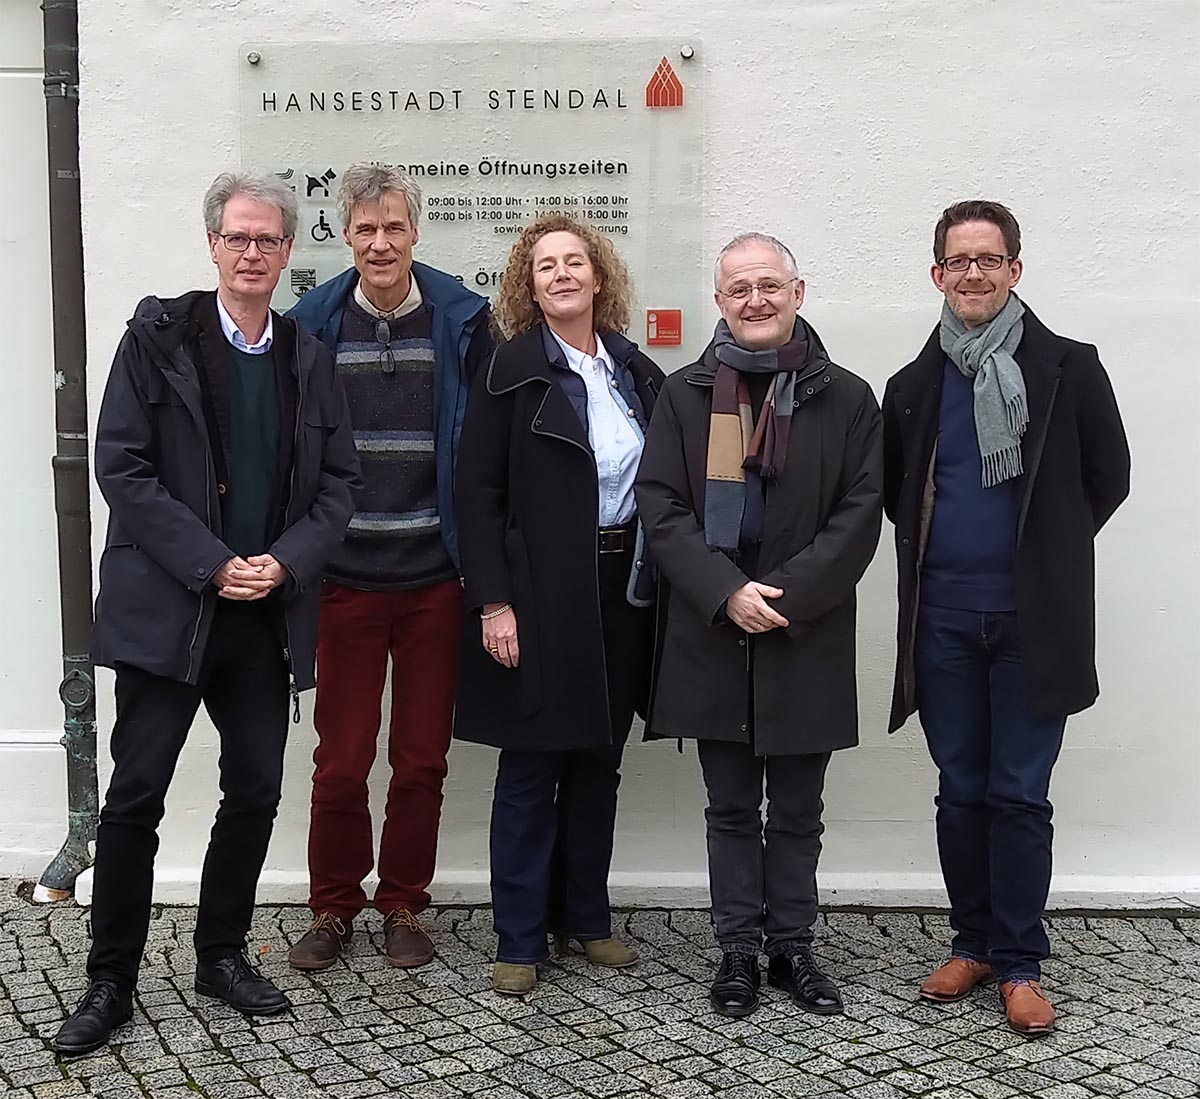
[308,578,462,918]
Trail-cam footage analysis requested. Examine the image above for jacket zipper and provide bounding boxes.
[183,454,213,683]
[282,338,304,723]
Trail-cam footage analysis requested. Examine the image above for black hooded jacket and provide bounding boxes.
[92,290,362,691]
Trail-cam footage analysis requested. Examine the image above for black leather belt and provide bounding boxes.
[598,525,635,554]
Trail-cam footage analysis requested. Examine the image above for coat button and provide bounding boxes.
[535,419,542,426]
[738,638,746,646]
[792,400,799,408]
[628,409,636,417]
[739,724,748,732]
[806,387,814,395]
[902,537,911,545]
[195,567,206,576]
[823,376,830,383]
[904,408,912,415]
[217,483,227,495]
[635,560,644,569]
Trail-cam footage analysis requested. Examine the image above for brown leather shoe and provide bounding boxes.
[382,909,435,968]
[999,979,1056,1035]
[918,957,993,1002]
[288,913,352,971]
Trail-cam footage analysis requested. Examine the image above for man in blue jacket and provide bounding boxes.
[52,172,361,1056]
[286,164,492,971]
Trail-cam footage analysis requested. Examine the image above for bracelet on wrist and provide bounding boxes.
[480,603,511,620]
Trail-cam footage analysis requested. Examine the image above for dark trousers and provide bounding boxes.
[309,578,462,919]
[88,601,289,990]
[697,740,831,956]
[915,604,1066,982]
[489,548,651,965]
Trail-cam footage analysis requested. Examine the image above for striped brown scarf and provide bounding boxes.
[704,318,809,552]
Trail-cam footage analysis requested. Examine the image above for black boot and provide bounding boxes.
[51,980,133,1056]
[195,953,288,1016]
[710,951,761,1017]
[767,948,843,1015]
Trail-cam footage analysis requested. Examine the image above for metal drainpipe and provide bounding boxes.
[35,0,98,903]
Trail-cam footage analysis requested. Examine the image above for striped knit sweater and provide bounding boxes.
[326,294,455,590]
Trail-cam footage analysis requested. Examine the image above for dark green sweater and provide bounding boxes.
[225,344,280,557]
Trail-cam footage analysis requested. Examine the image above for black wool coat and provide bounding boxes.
[634,326,884,756]
[92,291,362,690]
[882,305,1131,731]
[454,324,664,751]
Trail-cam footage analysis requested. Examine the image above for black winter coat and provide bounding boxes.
[634,325,883,756]
[92,291,361,691]
[454,324,664,751]
[882,306,1130,731]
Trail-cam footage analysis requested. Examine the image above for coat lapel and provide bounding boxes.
[488,325,593,454]
[531,375,592,454]
[900,327,945,458]
[1015,307,1065,543]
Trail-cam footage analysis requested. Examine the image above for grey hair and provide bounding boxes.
[202,171,298,239]
[336,163,423,229]
[712,232,799,288]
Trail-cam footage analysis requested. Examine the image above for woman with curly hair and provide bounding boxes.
[455,213,665,995]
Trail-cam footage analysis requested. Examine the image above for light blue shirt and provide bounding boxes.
[549,330,643,527]
[216,293,273,355]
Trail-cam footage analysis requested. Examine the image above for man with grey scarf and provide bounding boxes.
[882,201,1130,1036]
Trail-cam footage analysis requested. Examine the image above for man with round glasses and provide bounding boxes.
[286,164,493,971]
[882,201,1130,1035]
[636,233,883,1018]
[52,172,361,1055]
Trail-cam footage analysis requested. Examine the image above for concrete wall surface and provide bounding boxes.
[2,0,1198,908]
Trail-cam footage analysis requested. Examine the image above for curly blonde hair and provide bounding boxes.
[494,214,634,338]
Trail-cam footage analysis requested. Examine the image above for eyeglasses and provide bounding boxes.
[375,318,396,375]
[214,233,289,254]
[939,254,1011,273]
[717,278,798,301]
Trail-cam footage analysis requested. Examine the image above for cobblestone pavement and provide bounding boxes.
[1,882,1197,1099]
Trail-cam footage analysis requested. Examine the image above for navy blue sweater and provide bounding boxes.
[921,359,1020,611]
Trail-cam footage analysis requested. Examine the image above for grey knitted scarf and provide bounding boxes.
[939,291,1028,487]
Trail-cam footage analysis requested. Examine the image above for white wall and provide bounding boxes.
[4,0,1199,907]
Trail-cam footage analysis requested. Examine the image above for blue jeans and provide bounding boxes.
[915,605,1066,982]
[489,735,626,964]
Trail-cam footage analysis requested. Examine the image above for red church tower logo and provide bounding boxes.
[645,57,684,108]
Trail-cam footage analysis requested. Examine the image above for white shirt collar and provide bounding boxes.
[549,328,612,375]
[354,274,423,320]
[215,292,273,354]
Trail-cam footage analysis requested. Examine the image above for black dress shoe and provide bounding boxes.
[710,951,761,1017]
[51,980,133,1056]
[768,949,844,1015]
[195,953,289,1016]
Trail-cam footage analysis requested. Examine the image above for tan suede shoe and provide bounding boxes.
[552,934,638,968]
[493,962,537,996]
[918,958,994,1002]
[581,937,639,968]
[999,979,1056,1035]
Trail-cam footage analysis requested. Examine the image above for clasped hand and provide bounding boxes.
[726,581,789,634]
[213,554,286,600]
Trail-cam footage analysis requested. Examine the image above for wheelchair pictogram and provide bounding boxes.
[311,209,335,243]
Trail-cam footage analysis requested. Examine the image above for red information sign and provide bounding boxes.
[647,309,682,346]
